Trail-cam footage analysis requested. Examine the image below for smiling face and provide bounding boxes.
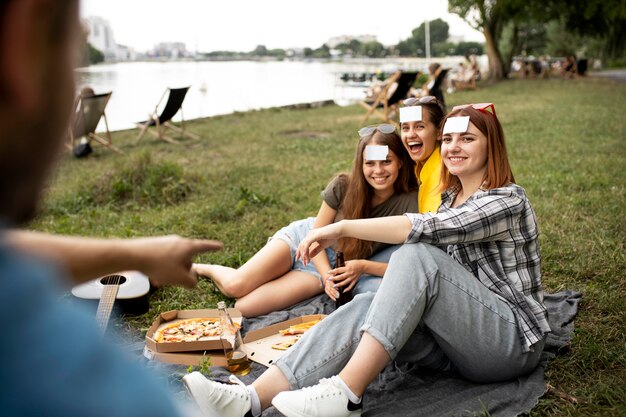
[441,121,488,184]
[362,148,401,198]
[400,110,439,164]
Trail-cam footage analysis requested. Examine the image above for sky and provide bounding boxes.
[79,0,484,53]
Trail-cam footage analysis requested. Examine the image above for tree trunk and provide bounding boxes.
[482,23,506,80]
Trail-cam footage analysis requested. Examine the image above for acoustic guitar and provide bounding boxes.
[71,270,150,334]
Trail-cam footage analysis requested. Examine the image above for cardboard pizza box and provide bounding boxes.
[242,314,326,367]
[143,346,228,367]
[145,308,242,353]
[144,312,325,368]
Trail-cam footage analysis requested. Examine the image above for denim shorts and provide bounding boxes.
[270,217,337,282]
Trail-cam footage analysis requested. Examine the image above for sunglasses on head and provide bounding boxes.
[358,124,396,138]
[403,96,437,106]
[452,103,497,117]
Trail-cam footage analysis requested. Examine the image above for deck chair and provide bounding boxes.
[454,68,478,91]
[428,68,449,110]
[68,91,123,154]
[360,71,419,124]
[135,86,199,144]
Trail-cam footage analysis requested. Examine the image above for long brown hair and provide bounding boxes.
[337,130,417,260]
[439,107,515,191]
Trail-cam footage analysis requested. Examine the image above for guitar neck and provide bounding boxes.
[95,284,120,335]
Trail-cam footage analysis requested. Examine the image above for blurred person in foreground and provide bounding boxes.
[0,0,221,415]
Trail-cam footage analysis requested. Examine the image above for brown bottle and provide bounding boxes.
[335,251,353,309]
[217,301,251,376]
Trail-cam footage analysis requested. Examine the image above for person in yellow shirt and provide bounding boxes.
[332,96,446,296]
[399,96,446,213]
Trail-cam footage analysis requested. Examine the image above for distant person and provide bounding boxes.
[193,126,418,316]
[0,0,220,415]
[562,55,577,79]
[424,62,447,110]
[71,85,98,157]
[539,56,551,79]
[74,85,95,108]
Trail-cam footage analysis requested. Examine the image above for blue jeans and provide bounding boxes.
[353,244,401,295]
[275,243,545,387]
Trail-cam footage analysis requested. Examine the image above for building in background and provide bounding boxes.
[83,16,121,61]
[150,42,190,59]
[326,34,377,49]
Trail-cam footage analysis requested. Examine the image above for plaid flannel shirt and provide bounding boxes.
[405,184,550,352]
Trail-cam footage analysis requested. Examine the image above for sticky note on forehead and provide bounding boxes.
[365,145,388,161]
[400,106,422,123]
[443,116,470,134]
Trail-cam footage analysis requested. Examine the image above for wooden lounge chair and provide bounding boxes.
[453,68,478,91]
[68,91,123,154]
[135,86,199,144]
[360,71,419,124]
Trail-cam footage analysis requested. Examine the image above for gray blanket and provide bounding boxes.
[137,290,581,417]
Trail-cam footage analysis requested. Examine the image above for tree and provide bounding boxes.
[396,19,449,57]
[449,0,508,79]
[361,41,386,58]
[84,42,104,66]
[252,45,268,56]
[454,41,484,56]
[312,44,330,59]
[396,38,419,56]
[450,0,625,79]
[450,0,554,79]
[547,0,626,61]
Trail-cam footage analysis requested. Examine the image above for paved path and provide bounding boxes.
[589,69,626,83]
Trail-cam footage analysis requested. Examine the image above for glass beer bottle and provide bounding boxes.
[217,301,251,376]
[334,251,353,309]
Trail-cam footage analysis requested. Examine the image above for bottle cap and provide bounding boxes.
[217,301,226,309]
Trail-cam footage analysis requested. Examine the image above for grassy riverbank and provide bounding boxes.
[34,76,625,416]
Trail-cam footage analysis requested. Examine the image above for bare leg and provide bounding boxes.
[192,264,236,295]
[192,239,293,298]
[338,332,390,396]
[235,270,322,317]
[252,365,290,410]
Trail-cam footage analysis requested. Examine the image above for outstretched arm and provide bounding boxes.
[5,230,223,288]
[297,216,412,265]
[309,201,339,282]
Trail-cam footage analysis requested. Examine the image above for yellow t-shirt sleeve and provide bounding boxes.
[416,149,442,213]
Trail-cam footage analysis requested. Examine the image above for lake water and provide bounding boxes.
[77,58,465,132]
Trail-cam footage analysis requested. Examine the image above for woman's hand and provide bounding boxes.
[324,260,364,300]
[296,222,344,265]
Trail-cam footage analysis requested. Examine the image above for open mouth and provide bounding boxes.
[407,141,423,153]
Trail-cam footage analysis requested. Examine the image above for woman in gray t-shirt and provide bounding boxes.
[193,125,417,317]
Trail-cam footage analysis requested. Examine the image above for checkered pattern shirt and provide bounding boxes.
[405,184,550,352]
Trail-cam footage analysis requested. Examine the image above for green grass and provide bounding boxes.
[33,77,625,416]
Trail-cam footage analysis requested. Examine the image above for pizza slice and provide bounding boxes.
[271,337,300,351]
[278,319,321,336]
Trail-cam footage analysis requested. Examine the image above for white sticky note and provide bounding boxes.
[399,106,422,123]
[365,145,389,161]
[443,116,470,134]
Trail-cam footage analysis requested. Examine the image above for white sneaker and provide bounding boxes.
[271,378,362,417]
[182,372,253,417]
